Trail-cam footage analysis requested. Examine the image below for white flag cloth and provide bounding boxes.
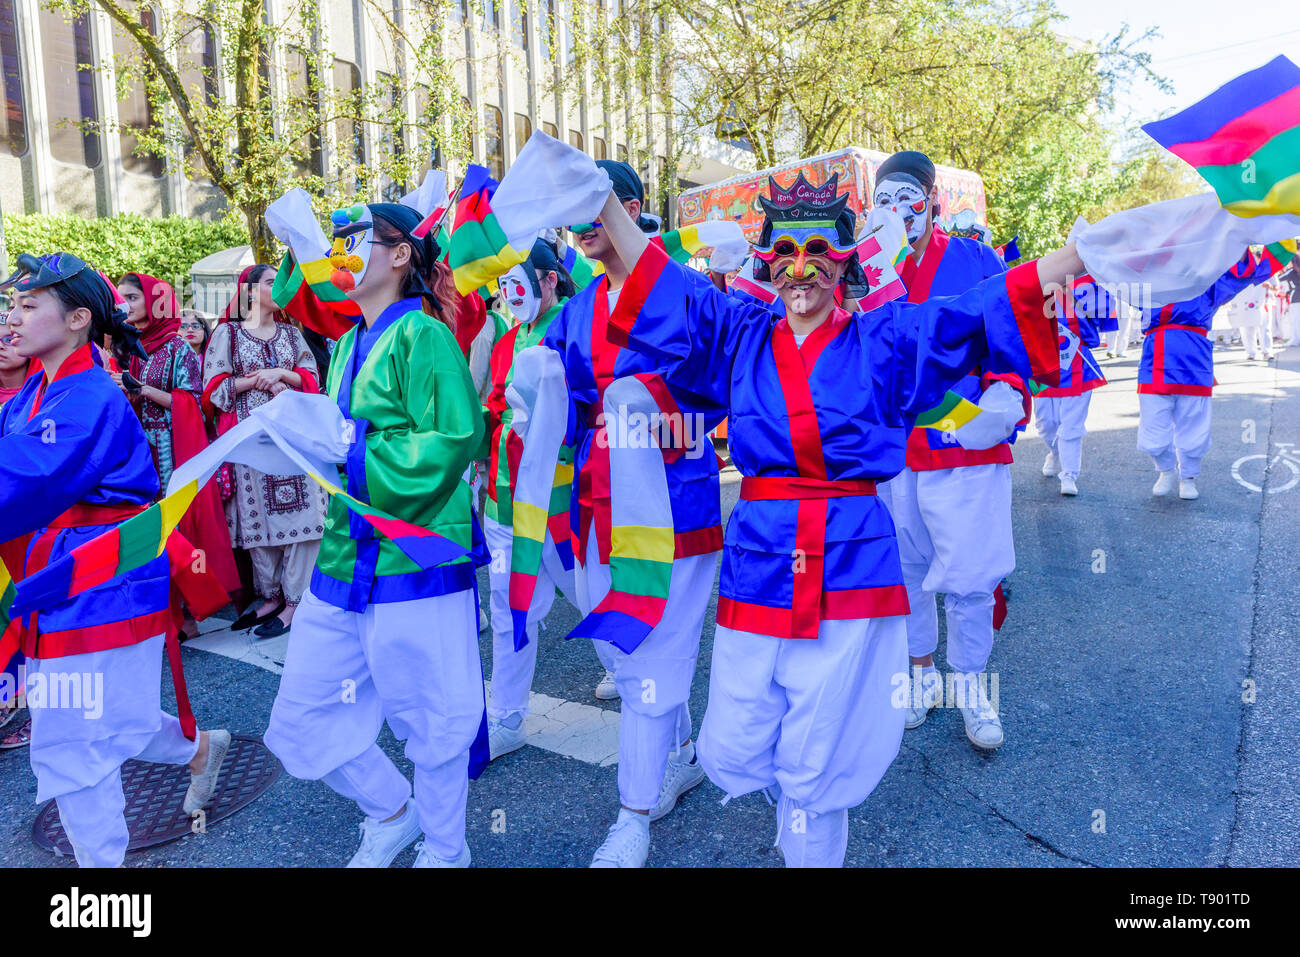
[168,391,350,496]
[494,131,612,251]
[697,221,750,273]
[1070,192,1300,308]
[266,187,331,263]
[400,170,449,219]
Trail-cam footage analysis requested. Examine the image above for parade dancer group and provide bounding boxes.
[2,125,1295,869]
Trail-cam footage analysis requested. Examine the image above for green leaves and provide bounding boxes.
[3,212,250,289]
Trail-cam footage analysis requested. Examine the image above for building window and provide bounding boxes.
[616,142,627,162]
[40,8,100,167]
[286,47,324,179]
[113,7,163,178]
[657,155,671,219]
[0,0,28,157]
[513,112,531,155]
[538,0,554,53]
[377,71,405,202]
[482,0,499,31]
[542,120,558,139]
[333,58,365,178]
[593,137,607,161]
[414,84,442,179]
[484,104,504,179]
[180,15,219,181]
[451,0,466,23]
[511,0,527,48]
[568,129,583,151]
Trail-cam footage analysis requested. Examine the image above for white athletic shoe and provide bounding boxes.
[594,670,619,700]
[648,749,706,822]
[487,717,527,761]
[1179,478,1199,500]
[904,668,943,730]
[346,799,422,868]
[412,841,472,868]
[1059,474,1079,496]
[183,728,230,814]
[958,682,1005,751]
[1152,470,1177,496]
[590,810,651,868]
[1041,450,1061,477]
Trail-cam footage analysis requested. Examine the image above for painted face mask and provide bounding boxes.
[328,204,375,292]
[499,263,541,323]
[873,176,930,244]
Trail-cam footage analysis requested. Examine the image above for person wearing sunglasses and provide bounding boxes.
[178,310,213,360]
[869,150,1031,752]
[0,252,231,867]
[581,163,1081,866]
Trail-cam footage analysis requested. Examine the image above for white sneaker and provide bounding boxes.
[1152,470,1177,496]
[487,717,527,761]
[412,841,471,868]
[1179,478,1199,500]
[648,748,706,821]
[1041,450,1060,477]
[958,681,1004,751]
[1059,474,1079,496]
[904,667,943,730]
[594,670,619,700]
[346,799,422,867]
[590,810,650,868]
[183,729,230,814]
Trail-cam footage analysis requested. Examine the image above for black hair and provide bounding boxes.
[371,211,456,326]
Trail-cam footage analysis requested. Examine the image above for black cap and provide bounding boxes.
[596,160,659,234]
[875,150,936,195]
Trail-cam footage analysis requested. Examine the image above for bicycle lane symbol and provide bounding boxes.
[1232,442,1300,493]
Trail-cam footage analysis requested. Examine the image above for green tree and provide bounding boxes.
[47,0,481,261]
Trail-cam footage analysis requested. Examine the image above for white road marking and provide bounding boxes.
[187,620,622,765]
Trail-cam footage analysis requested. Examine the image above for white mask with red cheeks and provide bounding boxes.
[499,264,540,324]
[873,175,931,245]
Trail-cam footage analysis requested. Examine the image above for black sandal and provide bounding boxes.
[230,600,286,631]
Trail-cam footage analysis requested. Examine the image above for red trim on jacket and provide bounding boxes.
[718,585,911,638]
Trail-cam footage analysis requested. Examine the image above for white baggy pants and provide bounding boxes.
[1137,393,1212,479]
[1035,393,1092,479]
[574,524,717,811]
[698,617,907,867]
[26,634,199,868]
[879,464,1013,673]
[265,586,483,860]
[483,515,580,720]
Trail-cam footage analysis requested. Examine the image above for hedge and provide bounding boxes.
[2,212,250,286]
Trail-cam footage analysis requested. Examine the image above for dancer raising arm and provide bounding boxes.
[584,174,1082,867]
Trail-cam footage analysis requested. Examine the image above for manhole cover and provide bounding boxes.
[33,733,282,857]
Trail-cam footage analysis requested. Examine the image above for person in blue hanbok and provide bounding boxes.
[585,171,1083,866]
[0,252,230,868]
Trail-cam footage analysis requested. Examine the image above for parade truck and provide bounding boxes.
[677,146,991,242]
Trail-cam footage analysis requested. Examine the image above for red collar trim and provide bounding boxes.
[901,228,950,304]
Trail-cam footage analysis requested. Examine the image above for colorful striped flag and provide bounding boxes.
[654,221,747,266]
[0,557,14,642]
[1143,55,1300,218]
[914,390,983,433]
[272,252,361,341]
[11,481,201,617]
[1263,237,1298,270]
[560,243,604,290]
[566,375,677,653]
[448,165,530,296]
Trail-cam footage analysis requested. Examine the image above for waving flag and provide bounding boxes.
[561,243,604,290]
[0,557,14,642]
[1143,55,1300,217]
[272,251,360,341]
[996,237,1021,264]
[448,165,527,296]
[854,207,909,311]
[11,481,201,617]
[655,221,748,265]
[915,391,983,433]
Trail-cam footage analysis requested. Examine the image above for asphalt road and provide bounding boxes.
[3,341,1298,868]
